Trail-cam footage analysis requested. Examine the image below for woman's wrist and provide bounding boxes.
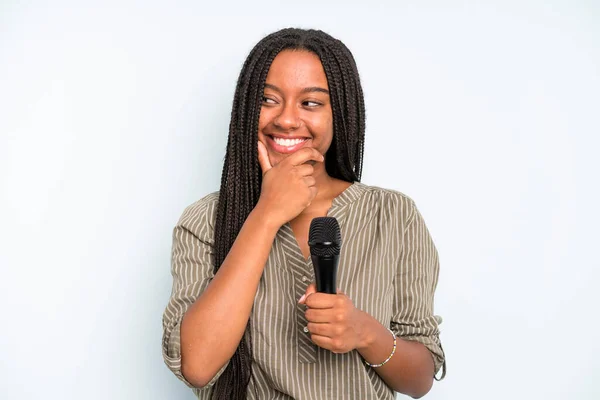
[355,311,382,350]
[250,202,283,232]
[355,312,396,365]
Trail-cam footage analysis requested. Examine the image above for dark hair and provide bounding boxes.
[211,27,366,399]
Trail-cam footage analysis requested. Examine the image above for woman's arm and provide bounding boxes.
[179,145,324,387]
[301,198,444,398]
[301,289,435,398]
[179,205,279,387]
[355,313,435,397]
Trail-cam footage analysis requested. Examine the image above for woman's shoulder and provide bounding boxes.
[354,182,417,211]
[177,191,220,229]
[350,183,423,231]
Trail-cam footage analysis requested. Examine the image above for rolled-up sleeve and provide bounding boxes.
[162,196,229,388]
[391,201,446,379]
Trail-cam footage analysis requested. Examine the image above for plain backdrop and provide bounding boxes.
[1,1,598,399]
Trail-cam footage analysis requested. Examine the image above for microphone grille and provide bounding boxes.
[308,217,341,257]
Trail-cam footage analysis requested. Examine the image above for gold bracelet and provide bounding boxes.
[364,329,397,368]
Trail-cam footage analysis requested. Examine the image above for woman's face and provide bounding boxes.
[258,50,333,167]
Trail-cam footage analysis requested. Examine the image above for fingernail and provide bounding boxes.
[298,294,306,303]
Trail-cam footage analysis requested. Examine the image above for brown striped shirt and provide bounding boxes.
[162,182,445,399]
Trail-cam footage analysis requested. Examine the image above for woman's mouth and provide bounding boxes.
[266,135,310,154]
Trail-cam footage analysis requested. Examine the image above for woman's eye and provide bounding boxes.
[263,96,276,104]
[303,101,321,107]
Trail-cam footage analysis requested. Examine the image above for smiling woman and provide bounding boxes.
[162,28,445,400]
[259,51,333,160]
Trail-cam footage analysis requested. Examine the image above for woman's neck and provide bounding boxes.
[298,167,351,217]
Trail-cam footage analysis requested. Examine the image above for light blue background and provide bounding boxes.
[1,1,598,399]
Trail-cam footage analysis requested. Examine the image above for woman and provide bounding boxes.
[162,28,445,399]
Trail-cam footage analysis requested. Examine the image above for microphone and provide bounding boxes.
[308,217,341,294]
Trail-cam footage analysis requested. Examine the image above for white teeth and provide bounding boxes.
[273,137,305,147]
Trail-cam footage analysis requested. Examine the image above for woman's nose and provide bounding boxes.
[273,103,301,130]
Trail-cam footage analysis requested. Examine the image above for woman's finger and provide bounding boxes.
[257,141,272,174]
[298,283,317,304]
[307,322,332,337]
[305,308,334,323]
[293,163,315,177]
[303,176,316,187]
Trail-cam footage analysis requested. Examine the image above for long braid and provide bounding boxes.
[211,28,366,399]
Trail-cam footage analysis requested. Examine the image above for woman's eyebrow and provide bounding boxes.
[264,83,329,95]
[263,83,281,92]
[301,86,329,94]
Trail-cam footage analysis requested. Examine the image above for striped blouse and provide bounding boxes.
[162,182,445,399]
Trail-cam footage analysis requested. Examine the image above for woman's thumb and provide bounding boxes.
[257,141,272,174]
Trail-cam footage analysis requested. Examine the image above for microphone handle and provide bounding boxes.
[311,254,339,294]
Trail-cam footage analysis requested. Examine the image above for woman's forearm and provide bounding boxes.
[357,313,435,398]
[179,204,279,387]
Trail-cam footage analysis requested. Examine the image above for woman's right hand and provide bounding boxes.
[256,141,324,227]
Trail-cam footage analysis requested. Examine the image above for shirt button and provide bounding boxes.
[302,276,309,282]
[303,326,309,333]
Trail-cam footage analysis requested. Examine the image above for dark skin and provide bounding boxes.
[180,50,435,397]
[258,49,351,257]
[259,50,435,397]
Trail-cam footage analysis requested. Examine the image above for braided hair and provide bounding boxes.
[211,28,366,399]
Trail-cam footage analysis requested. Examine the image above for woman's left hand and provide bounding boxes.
[299,283,370,353]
